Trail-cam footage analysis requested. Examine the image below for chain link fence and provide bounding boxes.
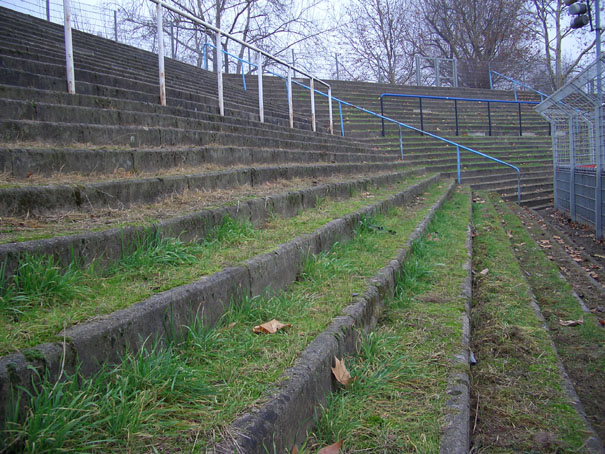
[536,55,605,238]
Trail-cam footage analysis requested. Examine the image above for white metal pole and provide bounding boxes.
[157,2,166,106]
[257,51,264,123]
[328,86,334,135]
[310,77,316,132]
[287,66,294,128]
[217,30,224,116]
[63,0,75,94]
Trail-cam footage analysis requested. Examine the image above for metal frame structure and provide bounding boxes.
[536,54,605,238]
[415,56,458,88]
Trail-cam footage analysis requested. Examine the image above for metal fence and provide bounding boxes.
[536,54,605,239]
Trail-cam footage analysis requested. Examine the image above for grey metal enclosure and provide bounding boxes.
[536,55,605,239]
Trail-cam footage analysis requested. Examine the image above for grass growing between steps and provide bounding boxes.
[1,183,448,453]
[300,188,471,453]
[470,192,589,453]
[0,177,439,356]
[490,193,605,441]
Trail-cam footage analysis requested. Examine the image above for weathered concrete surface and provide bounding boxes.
[0,170,430,282]
[0,162,407,216]
[0,175,441,429]
[212,180,456,453]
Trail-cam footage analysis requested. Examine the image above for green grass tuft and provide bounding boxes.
[0,255,88,317]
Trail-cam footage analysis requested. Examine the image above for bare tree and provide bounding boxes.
[110,0,328,75]
[528,0,595,90]
[339,0,415,84]
[415,0,537,88]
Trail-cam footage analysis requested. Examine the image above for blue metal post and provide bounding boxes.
[489,70,493,90]
[595,0,603,239]
[456,145,461,183]
[454,99,459,136]
[518,103,522,136]
[380,97,385,136]
[419,98,424,133]
[339,101,345,137]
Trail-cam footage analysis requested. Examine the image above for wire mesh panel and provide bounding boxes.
[536,54,605,238]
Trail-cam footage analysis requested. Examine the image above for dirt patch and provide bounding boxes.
[521,206,604,315]
[537,206,605,279]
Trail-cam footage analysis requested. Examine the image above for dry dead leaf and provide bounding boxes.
[292,445,299,454]
[331,357,354,387]
[507,230,513,239]
[317,440,343,454]
[597,318,605,327]
[559,318,584,327]
[252,319,292,334]
[479,268,489,276]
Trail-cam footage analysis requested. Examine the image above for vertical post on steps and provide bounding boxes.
[415,55,421,86]
[310,77,316,133]
[63,0,76,94]
[257,51,264,124]
[114,10,118,42]
[328,86,334,135]
[453,59,458,87]
[47,0,50,21]
[338,101,344,137]
[399,125,404,160]
[335,54,339,80]
[287,66,294,129]
[456,145,461,184]
[156,2,166,106]
[216,30,224,116]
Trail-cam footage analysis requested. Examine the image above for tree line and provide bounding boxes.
[108,0,596,92]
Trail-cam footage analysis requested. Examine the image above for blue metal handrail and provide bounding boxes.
[379,93,541,137]
[195,49,522,203]
[489,70,548,102]
[304,90,523,203]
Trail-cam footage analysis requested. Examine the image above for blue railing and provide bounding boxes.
[379,93,542,137]
[489,70,548,102]
[198,46,522,203]
[314,92,522,203]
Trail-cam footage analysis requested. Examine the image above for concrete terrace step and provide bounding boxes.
[0,145,392,178]
[0,99,365,152]
[0,161,410,216]
[0,119,372,154]
[0,85,355,149]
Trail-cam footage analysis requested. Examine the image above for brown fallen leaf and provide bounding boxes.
[597,318,605,327]
[479,268,489,276]
[331,357,354,387]
[292,445,299,454]
[559,318,584,327]
[317,440,343,454]
[252,319,292,334]
[507,230,513,239]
